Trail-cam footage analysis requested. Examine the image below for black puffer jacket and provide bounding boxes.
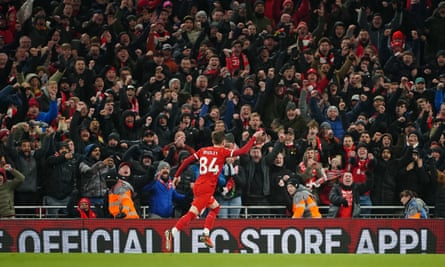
[44,153,78,199]
[371,158,399,205]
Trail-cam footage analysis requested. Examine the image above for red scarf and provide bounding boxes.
[77,208,96,218]
[129,97,139,114]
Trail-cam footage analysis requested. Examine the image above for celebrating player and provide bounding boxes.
[164,129,264,250]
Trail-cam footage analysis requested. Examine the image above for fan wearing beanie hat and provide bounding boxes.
[286,177,300,188]
[27,98,41,120]
[286,176,322,218]
[141,160,185,218]
[286,101,297,112]
[106,132,121,153]
[26,88,59,123]
[156,160,171,177]
[390,30,405,52]
[56,141,70,154]
[320,121,331,130]
[84,143,99,157]
[118,162,132,179]
[356,142,368,151]
[79,143,116,200]
[108,161,140,219]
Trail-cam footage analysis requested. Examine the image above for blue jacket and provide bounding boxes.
[404,197,429,219]
[36,100,58,124]
[142,177,185,218]
[325,118,345,140]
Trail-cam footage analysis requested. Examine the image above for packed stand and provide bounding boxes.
[0,0,444,219]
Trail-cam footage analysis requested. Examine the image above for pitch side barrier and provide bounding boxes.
[0,218,444,253]
[11,205,435,219]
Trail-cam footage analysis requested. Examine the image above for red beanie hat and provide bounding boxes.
[392,31,404,41]
[28,98,40,108]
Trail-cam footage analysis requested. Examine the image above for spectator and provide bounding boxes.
[25,90,58,125]
[278,127,304,172]
[296,146,327,191]
[246,0,272,33]
[384,50,418,82]
[7,124,52,217]
[172,112,200,149]
[107,162,140,219]
[281,100,308,140]
[43,141,78,218]
[435,170,445,218]
[256,78,289,128]
[0,164,25,218]
[171,150,196,217]
[286,177,322,218]
[240,137,281,216]
[400,189,429,219]
[357,8,402,63]
[69,101,96,154]
[424,2,445,58]
[78,143,115,216]
[0,0,444,218]
[162,130,196,166]
[68,197,97,218]
[224,39,250,77]
[268,136,295,216]
[142,160,185,218]
[318,121,342,165]
[101,132,125,159]
[134,129,163,162]
[215,133,245,219]
[68,57,95,103]
[328,171,374,218]
[371,147,399,208]
[122,147,155,203]
[347,142,376,215]
[396,147,430,201]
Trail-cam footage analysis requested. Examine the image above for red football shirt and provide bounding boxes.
[193,146,233,190]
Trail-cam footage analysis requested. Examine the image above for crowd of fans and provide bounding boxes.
[0,0,445,219]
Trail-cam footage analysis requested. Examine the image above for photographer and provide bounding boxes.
[400,189,429,219]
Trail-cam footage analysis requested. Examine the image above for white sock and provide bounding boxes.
[203,228,209,236]
[172,227,178,236]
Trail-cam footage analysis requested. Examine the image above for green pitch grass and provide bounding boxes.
[0,254,444,267]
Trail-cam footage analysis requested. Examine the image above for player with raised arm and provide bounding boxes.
[164,129,264,251]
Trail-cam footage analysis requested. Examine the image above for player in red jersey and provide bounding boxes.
[165,129,264,251]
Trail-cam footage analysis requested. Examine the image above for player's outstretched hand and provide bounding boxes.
[173,176,181,187]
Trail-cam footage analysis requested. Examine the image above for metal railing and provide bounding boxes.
[9,205,436,219]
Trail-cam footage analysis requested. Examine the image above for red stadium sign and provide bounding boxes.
[0,219,444,253]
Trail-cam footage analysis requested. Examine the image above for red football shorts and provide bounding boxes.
[192,183,216,213]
